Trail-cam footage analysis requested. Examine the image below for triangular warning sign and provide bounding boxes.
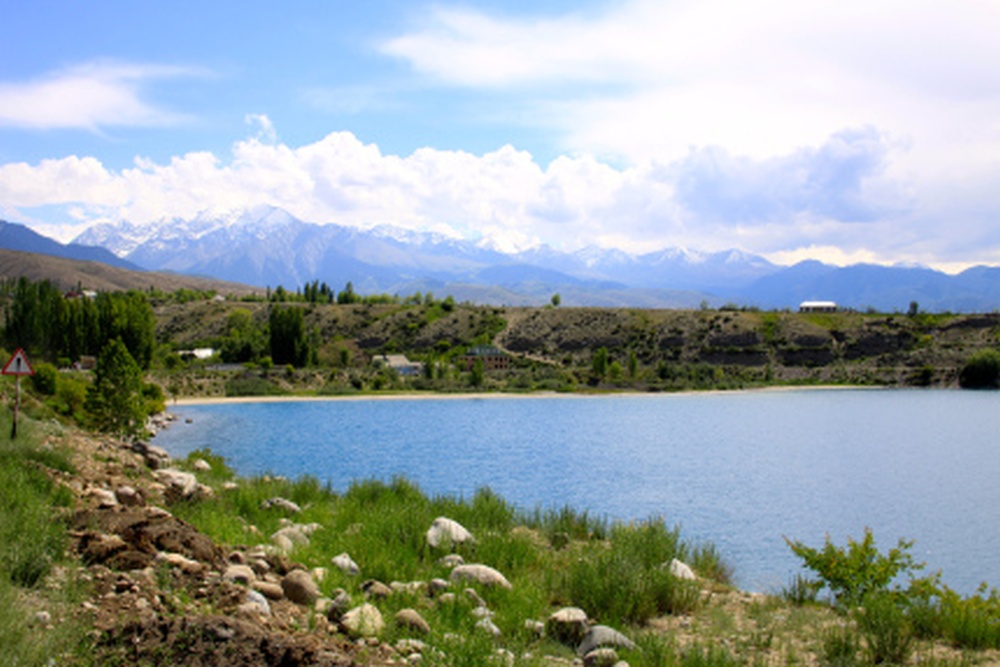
[2,348,34,376]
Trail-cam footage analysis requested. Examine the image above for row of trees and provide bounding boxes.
[2,278,156,369]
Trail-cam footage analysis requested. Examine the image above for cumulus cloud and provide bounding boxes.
[381,0,1000,171]
[0,60,204,130]
[0,125,936,263]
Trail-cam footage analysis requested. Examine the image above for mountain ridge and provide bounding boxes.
[2,209,996,311]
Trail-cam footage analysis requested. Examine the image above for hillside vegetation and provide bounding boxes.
[152,298,1000,397]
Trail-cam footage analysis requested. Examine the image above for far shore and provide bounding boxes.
[171,384,876,407]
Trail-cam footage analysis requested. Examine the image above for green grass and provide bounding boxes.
[0,410,92,665]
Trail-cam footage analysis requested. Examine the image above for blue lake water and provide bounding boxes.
[152,389,1000,594]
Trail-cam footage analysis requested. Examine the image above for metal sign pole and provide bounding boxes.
[11,375,19,440]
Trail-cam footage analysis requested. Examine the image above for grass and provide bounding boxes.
[0,409,92,665]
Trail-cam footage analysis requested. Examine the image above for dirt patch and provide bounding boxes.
[97,615,369,666]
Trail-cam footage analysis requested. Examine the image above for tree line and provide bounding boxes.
[1,277,155,369]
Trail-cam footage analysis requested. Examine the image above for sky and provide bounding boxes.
[1,0,999,271]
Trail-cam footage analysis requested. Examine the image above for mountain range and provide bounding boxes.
[1,207,998,311]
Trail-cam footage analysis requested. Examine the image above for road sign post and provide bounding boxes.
[3,349,35,440]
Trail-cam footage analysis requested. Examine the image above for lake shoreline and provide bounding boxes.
[172,384,877,406]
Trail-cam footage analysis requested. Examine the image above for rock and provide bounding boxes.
[525,620,545,637]
[547,606,590,645]
[272,533,295,554]
[32,610,52,626]
[450,563,512,589]
[426,517,474,548]
[155,551,204,575]
[154,469,198,499]
[260,497,302,513]
[583,648,620,667]
[281,569,320,606]
[428,578,450,596]
[341,603,385,638]
[668,558,697,580]
[242,589,271,616]
[142,444,171,469]
[271,525,310,552]
[223,564,257,586]
[326,588,352,621]
[252,581,285,601]
[395,639,427,656]
[471,606,493,619]
[361,579,393,600]
[332,552,360,575]
[311,566,328,583]
[395,608,431,635]
[80,532,127,564]
[465,588,487,608]
[577,626,637,656]
[114,485,143,507]
[192,458,212,472]
[476,618,502,637]
[391,581,426,595]
[89,487,118,508]
[437,554,465,569]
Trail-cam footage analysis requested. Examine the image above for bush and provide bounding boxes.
[958,348,1000,388]
[786,528,922,608]
[30,362,58,395]
[856,592,913,665]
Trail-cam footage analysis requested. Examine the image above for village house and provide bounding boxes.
[461,345,510,371]
[376,354,423,377]
[799,301,838,313]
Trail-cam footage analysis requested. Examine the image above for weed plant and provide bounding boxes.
[855,592,913,665]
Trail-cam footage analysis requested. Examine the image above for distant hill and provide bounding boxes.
[0,220,140,270]
[0,248,263,297]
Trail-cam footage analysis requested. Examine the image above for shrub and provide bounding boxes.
[785,528,922,608]
[782,574,824,606]
[856,592,913,665]
[30,362,58,395]
[820,625,861,667]
[938,585,1000,649]
[958,348,1000,388]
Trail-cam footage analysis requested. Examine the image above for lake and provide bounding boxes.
[152,389,1000,594]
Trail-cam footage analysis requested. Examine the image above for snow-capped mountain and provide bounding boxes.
[63,205,1000,311]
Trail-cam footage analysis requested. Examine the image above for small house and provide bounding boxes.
[461,345,510,371]
[799,301,838,313]
[377,354,423,377]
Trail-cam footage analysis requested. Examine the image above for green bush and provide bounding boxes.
[820,625,861,667]
[856,592,913,665]
[786,528,922,608]
[30,362,58,395]
[958,348,1000,388]
[938,586,1000,649]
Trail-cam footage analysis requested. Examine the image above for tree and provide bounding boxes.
[958,348,1000,388]
[269,305,310,367]
[551,293,562,307]
[220,308,267,363]
[85,338,148,438]
[591,347,609,379]
[469,358,485,388]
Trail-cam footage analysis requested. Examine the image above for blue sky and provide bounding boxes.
[2,0,999,271]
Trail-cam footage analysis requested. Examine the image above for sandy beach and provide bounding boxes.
[171,385,871,406]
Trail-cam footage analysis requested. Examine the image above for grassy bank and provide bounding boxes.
[2,386,999,665]
[163,448,999,667]
[0,411,92,666]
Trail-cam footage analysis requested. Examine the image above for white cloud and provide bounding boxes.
[0,61,203,130]
[2,110,1000,269]
[381,0,1000,174]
